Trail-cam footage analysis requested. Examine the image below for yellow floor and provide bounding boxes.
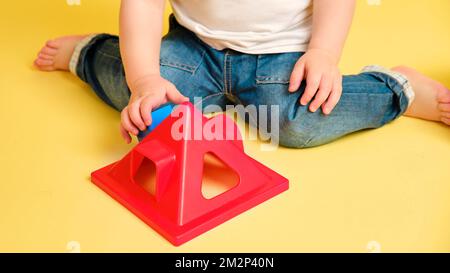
[1,0,449,253]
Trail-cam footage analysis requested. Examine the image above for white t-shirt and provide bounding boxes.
[169,0,313,54]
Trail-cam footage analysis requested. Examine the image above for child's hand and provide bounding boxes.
[288,48,342,115]
[120,74,189,143]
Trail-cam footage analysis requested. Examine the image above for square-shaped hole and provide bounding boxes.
[134,158,157,196]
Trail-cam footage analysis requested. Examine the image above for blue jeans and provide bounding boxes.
[72,17,411,148]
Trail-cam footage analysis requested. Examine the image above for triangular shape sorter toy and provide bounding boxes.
[91,102,289,246]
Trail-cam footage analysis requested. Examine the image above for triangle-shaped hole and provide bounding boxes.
[134,158,157,196]
[201,152,239,199]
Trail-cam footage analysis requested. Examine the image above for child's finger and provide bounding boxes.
[121,107,139,136]
[322,74,342,115]
[119,123,132,144]
[288,61,305,92]
[140,97,154,126]
[300,71,321,105]
[128,100,146,131]
[166,84,189,103]
[309,75,332,112]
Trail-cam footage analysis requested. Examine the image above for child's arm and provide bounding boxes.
[289,0,356,115]
[119,0,188,143]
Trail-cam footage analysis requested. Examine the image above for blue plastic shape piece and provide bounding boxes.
[138,104,174,141]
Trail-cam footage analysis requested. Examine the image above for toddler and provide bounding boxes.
[34,0,449,147]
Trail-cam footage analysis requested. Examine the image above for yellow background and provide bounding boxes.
[0,0,449,252]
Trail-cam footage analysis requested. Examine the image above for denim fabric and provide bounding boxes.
[74,17,409,148]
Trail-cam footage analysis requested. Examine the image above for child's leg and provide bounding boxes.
[35,33,138,111]
[237,54,449,148]
[35,26,230,113]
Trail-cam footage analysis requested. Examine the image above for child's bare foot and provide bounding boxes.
[34,35,88,71]
[392,66,450,125]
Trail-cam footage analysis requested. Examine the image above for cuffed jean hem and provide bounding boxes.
[361,65,415,109]
[69,33,123,110]
[69,34,99,76]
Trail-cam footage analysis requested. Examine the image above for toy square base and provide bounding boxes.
[91,158,288,246]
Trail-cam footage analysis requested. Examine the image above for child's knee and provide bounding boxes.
[278,116,333,148]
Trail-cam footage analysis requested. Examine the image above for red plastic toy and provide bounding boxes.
[91,102,289,246]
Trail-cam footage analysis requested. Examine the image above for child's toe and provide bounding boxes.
[437,87,450,103]
[438,103,450,112]
[35,58,54,66]
[34,58,55,71]
[40,46,58,56]
[438,103,450,124]
[441,117,450,125]
[46,39,59,49]
[38,53,54,60]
